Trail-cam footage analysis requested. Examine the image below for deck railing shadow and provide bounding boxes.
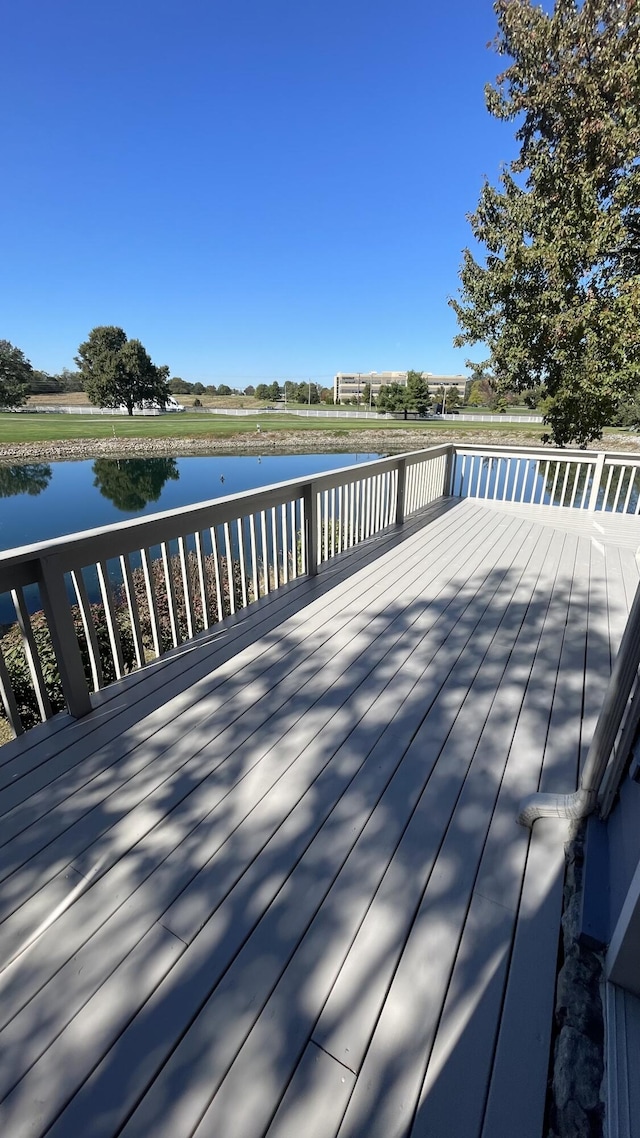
[0,509,618,1138]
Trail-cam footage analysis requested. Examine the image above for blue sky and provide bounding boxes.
[1,0,515,386]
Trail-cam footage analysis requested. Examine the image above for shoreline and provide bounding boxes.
[1,428,640,462]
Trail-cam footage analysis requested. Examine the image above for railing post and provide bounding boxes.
[395,458,407,524]
[443,445,455,497]
[588,451,606,512]
[304,483,318,576]
[0,652,24,736]
[39,554,92,718]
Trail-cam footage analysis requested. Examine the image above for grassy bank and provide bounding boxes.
[1,410,637,463]
[0,410,546,446]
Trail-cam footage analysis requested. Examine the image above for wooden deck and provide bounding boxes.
[1,496,639,1138]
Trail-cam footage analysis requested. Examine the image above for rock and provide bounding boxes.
[549,829,605,1138]
[2,428,639,465]
[554,1095,601,1138]
[555,954,603,1041]
[561,888,583,949]
[553,1026,603,1135]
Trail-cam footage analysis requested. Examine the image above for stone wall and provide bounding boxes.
[548,824,605,1138]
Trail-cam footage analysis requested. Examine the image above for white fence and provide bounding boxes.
[22,406,164,416]
[24,405,387,419]
[441,412,543,423]
[22,405,543,423]
[188,407,388,419]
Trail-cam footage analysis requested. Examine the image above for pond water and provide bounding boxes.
[0,452,383,552]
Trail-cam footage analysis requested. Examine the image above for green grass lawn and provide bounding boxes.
[0,410,549,445]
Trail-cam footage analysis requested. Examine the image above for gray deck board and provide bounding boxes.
[580,540,615,778]
[266,1043,356,1138]
[0,498,637,1138]
[0,504,479,925]
[56,513,529,1138]
[312,524,559,1075]
[0,499,456,789]
[0,505,507,972]
[0,502,475,845]
[163,526,557,1138]
[329,529,575,1138]
[0,925,186,1138]
[479,818,568,1138]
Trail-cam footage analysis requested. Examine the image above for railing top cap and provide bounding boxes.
[453,443,640,462]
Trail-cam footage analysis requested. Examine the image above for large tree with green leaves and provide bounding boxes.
[0,340,33,410]
[76,327,170,415]
[406,370,432,415]
[450,0,640,447]
[376,382,408,413]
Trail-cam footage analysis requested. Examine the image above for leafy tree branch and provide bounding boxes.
[450,0,640,446]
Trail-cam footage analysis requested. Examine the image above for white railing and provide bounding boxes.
[0,446,450,738]
[452,445,640,513]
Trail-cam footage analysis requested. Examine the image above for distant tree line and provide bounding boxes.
[168,377,332,403]
[169,377,237,396]
[253,380,325,404]
[169,378,262,398]
[25,367,85,394]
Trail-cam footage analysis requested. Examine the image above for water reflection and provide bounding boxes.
[0,464,52,499]
[0,452,383,554]
[92,457,180,512]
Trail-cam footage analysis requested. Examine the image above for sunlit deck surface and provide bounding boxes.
[1,496,639,1138]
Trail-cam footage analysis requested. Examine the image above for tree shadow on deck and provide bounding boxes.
[0,506,623,1138]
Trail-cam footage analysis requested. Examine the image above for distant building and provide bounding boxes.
[333,372,405,404]
[333,371,467,404]
[423,374,468,399]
